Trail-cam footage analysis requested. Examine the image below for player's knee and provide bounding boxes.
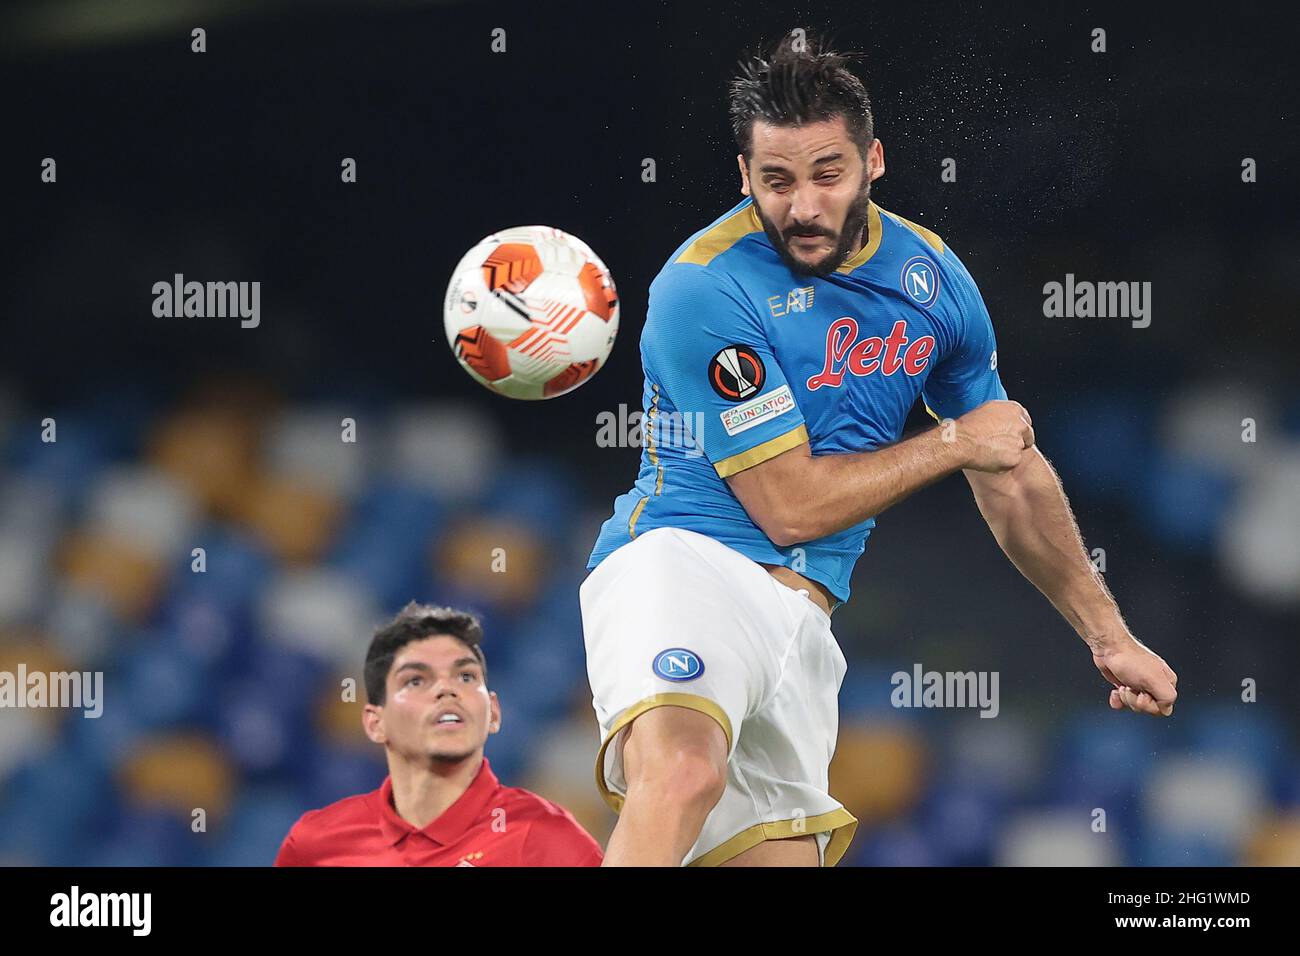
[622,709,728,811]
[628,747,726,812]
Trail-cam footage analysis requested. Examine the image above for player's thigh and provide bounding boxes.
[622,704,729,790]
[719,835,818,867]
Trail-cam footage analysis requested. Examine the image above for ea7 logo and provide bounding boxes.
[806,318,936,390]
[768,286,815,317]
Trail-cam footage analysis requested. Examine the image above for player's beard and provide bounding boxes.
[755,175,872,279]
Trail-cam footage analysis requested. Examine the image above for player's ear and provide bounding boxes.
[362,703,386,744]
[487,691,501,735]
[866,138,885,183]
[737,154,751,196]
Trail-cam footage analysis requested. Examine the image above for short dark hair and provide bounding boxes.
[729,30,874,164]
[364,602,487,706]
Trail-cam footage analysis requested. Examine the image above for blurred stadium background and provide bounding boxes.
[1,0,1297,866]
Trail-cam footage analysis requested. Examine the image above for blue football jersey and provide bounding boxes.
[586,197,1007,608]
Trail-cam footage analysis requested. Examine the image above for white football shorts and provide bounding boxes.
[579,526,858,866]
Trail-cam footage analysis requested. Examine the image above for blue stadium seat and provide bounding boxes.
[208,787,308,866]
[481,456,578,546]
[848,820,946,867]
[214,666,318,778]
[166,526,275,611]
[1052,713,1160,806]
[84,807,199,867]
[120,633,213,729]
[7,414,113,506]
[481,724,530,785]
[157,590,256,678]
[1137,451,1236,552]
[67,678,149,772]
[306,745,388,809]
[1184,704,1288,782]
[2,747,116,864]
[330,481,446,607]
[1138,828,1235,867]
[916,780,1002,866]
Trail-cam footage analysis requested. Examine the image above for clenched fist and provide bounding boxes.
[1092,636,1178,717]
[955,400,1036,473]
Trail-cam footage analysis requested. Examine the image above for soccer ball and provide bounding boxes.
[443,226,619,399]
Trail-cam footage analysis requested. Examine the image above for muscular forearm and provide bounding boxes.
[966,447,1127,650]
[729,399,1034,549]
[790,426,967,543]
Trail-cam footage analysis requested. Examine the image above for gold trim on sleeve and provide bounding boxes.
[593,692,735,815]
[713,424,808,479]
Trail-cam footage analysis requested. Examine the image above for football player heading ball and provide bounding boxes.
[581,31,1178,868]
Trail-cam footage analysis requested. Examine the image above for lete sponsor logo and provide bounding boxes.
[806,318,936,390]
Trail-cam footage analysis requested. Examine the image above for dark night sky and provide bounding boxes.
[1,0,1296,475]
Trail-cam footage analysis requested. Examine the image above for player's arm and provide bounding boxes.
[725,399,1032,546]
[963,445,1178,716]
[928,257,1177,717]
[644,264,1031,546]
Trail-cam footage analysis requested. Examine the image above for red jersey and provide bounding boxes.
[274,757,603,867]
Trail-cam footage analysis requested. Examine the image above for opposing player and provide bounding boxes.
[276,603,603,866]
[580,33,1178,867]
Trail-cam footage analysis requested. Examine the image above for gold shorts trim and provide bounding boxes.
[593,692,857,868]
[687,807,859,868]
[594,692,735,815]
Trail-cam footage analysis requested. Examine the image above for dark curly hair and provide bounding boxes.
[364,602,487,705]
[729,29,874,164]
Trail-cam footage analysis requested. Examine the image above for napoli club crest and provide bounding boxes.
[900,255,940,308]
[652,648,704,682]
